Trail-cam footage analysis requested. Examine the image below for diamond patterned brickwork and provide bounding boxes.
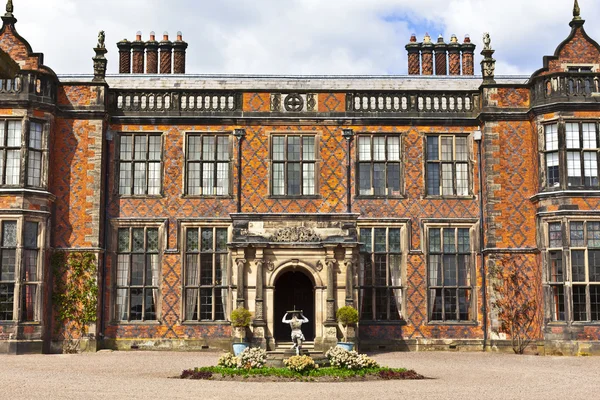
[483,121,537,250]
[318,93,345,112]
[57,86,99,107]
[243,93,270,112]
[240,125,346,214]
[488,253,544,341]
[352,125,483,340]
[542,26,600,76]
[489,88,530,108]
[50,117,105,249]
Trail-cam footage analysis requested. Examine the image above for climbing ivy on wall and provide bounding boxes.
[52,251,98,353]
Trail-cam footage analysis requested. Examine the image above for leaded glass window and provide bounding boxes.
[359,227,403,321]
[0,221,17,321]
[184,227,228,321]
[428,227,473,321]
[186,135,230,196]
[426,135,470,196]
[115,227,160,321]
[272,135,316,196]
[27,122,43,187]
[357,135,401,196]
[119,134,162,195]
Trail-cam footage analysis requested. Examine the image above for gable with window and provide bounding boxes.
[358,226,404,321]
[543,121,599,190]
[185,134,231,196]
[547,220,600,323]
[118,133,162,196]
[271,134,316,196]
[427,225,475,322]
[357,135,402,196]
[426,135,470,196]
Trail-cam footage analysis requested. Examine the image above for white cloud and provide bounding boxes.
[9,0,600,76]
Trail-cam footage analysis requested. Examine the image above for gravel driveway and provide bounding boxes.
[1,350,598,400]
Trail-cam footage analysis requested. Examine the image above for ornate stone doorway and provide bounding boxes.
[274,270,315,342]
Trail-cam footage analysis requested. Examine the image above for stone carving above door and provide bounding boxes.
[270,226,321,243]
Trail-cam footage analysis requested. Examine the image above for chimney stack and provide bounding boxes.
[146,31,159,74]
[117,39,132,74]
[434,35,448,75]
[131,31,145,74]
[159,32,173,74]
[461,35,476,75]
[421,33,434,75]
[172,31,188,74]
[405,33,421,75]
[447,34,461,75]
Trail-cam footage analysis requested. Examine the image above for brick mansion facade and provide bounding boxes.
[1,1,600,355]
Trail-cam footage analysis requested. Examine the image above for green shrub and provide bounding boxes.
[336,306,359,342]
[230,307,252,327]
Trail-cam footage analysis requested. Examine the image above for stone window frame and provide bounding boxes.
[268,131,321,198]
[109,219,166,323]
[540,120,600,191]
[0,118,50,190]
[180,222,231,323]
[182,132,233,197]
[543,218,600,324]
[423,221,478,324]
[424,133,474,198]
[0,215,46,324]
[357,221,409,322]
[355,133,404,198]
[116,132,164,197]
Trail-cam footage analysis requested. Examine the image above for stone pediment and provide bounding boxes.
[270,227,321,243]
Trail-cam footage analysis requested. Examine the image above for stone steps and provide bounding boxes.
[266,342,327,367]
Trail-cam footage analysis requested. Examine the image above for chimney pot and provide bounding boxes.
[163,31,169,41]
[177,31,183,41]
[150,31,156,41]
[136,31,142,41]
[434,36,448,75]
[460,37,476,75]
[410,33,417,43]
[117,39,132,74]
[450,34,458,44]
[464,34,471,43]
[424,32,431,44]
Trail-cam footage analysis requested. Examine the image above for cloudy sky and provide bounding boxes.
[11,0,600,76]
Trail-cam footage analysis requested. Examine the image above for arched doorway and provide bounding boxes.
[274,270,315,342]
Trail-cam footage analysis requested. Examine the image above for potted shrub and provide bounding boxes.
[336,306,359,351]
[230,307,252,355]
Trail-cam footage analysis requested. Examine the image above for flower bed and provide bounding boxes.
[181,347,424,382]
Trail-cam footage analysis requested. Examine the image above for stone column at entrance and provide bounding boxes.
[326,258,336,322]
[252,258,268,349]
[236,258,246,308]
[345,259,354,307]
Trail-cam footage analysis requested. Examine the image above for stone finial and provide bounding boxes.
[480,32,496,85]
[483,32,491,50]
[97,31,106,49]
[573,0,581,20]
[5,0,13,15]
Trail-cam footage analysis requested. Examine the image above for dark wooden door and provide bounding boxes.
[274,271,315,341]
